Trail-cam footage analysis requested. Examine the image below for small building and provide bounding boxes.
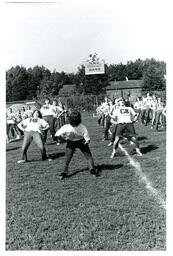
[58,80,144,104]
[106,80,143,103]
[58,84,76,97]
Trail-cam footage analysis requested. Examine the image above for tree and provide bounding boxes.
[6,66,28,101]
[6,58,166,102]
[142,59,166,91]
[126,59,143,80]
[107,63,127,81]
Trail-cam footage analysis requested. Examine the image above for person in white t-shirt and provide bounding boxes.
[55,110,99,179]
[110,98,142,158]
[52,99,67,131]
[6,108,21,140]
[17,109,52,163]
[140,96,148,124]
[40,97,57,143]
[150,94,158,128]
[144,93,153,126]
[162,104,166,131]
[107,98,119,146]
[25,105,33,118]
[133,97,143,121]
[154,98,164,131]
[102,98,113,141]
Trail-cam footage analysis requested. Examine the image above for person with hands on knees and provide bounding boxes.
[17,109,52,163]
[110,98,142,159]
[55,110,99,179]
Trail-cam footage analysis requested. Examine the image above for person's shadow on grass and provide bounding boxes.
[67,163,123,178]
[137,136,148,141]
[48,152,65,159]
[6,147,20,152]
[140,144,159,154]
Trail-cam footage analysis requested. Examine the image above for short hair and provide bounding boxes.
[68,110,81,126]
[53,99,57,104]
[117,97,125,103]
[45,97,50,103]
[32,109,42,118]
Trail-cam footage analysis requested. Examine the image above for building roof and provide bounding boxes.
[58,80,143,96]
[107,80,143,90]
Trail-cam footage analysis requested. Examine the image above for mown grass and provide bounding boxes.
[6,114,166,250]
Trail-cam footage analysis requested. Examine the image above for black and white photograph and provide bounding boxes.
[1,0,171,253]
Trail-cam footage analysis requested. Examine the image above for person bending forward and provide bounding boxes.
[111,98,142,158]
[55,110,99,179]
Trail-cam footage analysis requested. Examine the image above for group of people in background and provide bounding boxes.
[6,105,33,143]
[6,92,166,180]
[96,93,166,158]
[6,98,67,144]
[97,93,166,135]
[133,93,166,131]
[6,98,99,178]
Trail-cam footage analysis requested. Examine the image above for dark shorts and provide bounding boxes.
[116,123,136,137]
[66,139,92,156]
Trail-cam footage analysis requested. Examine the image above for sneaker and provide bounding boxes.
[17,159,26,164]
[108,142,113,146]
[59,172,68,180]
[136,148,142,156]
[90,168,100,177]
[56,142,60,145]
[42,157,53,161]
[94,168,100,177]
[90,168,95,175]
[110,151,116,159]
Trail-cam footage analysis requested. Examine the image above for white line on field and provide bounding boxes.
[119,144,166,210]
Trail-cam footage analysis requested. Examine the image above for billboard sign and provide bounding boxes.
[84,53,105,75]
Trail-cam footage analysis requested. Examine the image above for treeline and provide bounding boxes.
[6,58,166,101]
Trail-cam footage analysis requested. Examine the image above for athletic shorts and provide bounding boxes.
[66,139,92,157]
[116,123,136,137]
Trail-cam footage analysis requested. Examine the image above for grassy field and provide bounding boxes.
[6,113,166,250]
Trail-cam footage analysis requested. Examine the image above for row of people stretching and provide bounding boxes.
[14,99,143,179]
[7,95,165,180]
[96,93,166,143]
[97,97,143,157]
[134,93,166,130]
[6,98,67,144]
[14,108,100,179]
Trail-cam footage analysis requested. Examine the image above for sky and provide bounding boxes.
[3,0,169,73]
